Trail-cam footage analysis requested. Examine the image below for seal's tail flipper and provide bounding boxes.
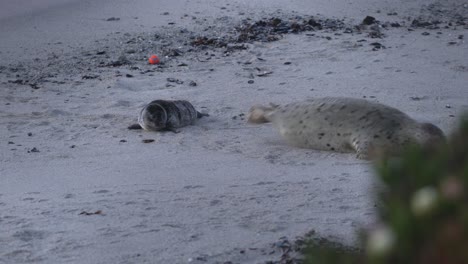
[197,111,209,118]
[247,104,277,124]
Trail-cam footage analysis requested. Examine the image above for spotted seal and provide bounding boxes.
[128,100,208,133]
[248,97,445,159]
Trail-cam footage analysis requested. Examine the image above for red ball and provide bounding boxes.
[148,55,160,64]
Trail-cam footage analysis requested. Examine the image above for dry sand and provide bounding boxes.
[1,0,467,263]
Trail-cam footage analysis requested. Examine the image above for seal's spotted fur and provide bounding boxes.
[248,97,445,159]
[129,100,208,133]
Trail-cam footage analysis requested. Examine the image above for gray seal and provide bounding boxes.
[248,97,445,159]
[128,100,208,133]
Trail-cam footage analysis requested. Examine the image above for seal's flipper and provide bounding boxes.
[197,111,209,118]
[166,127,181,133]
[128,123,143,130]
[351,138,375,160]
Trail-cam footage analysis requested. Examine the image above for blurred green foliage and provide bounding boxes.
[304,117,468,264]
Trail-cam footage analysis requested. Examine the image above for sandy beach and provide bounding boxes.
[1,0,467,263]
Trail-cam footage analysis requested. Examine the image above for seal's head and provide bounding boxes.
[415,122,446,146]
[247,104,277,124]
[138,102,168,131]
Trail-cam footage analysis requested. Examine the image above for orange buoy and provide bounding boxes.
[148,55,160,64]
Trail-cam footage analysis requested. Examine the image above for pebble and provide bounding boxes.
[82,75,99,79]
[410,96,427,101]
[79,210,102,215]
[256,71,272,77]
[362,16,376,25]
[411,19,432,28]
[108,55,131,67]
[370,42,385,50]
[167,78,184,84]
[29,147,40,153]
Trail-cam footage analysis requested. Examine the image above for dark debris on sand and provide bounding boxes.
[1,13,377,88]
[409,2,467,30]
[2,4,466,93]
[203,230,361,264]
[261,230,361,264]
[190,15,348,48]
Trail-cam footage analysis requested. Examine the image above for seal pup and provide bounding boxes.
[248,97,445,160]
[128,100,208,133]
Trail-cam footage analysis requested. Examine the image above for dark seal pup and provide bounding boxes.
[248,97,445,160]
[128,100,208,133]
